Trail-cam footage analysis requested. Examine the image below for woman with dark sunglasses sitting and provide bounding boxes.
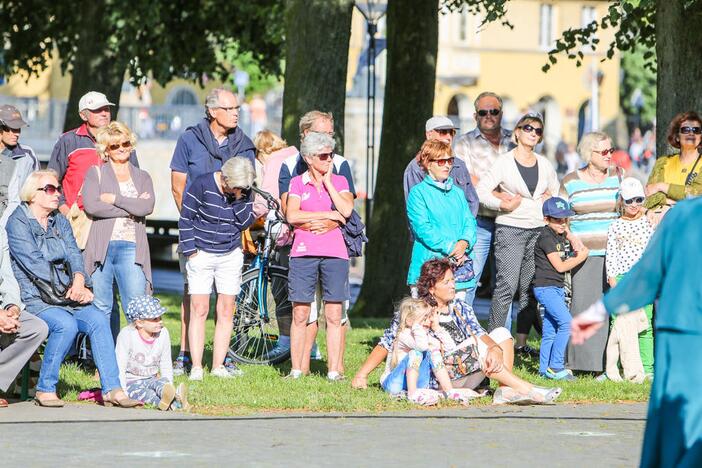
[476,113,559,352]
[559,131,621,375]
[406,140,477,304]
[82,122,155,341]
[5,169,141,408]
[644,111,702,226]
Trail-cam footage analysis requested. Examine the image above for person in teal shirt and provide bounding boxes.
[406,140,477,300]
[572,197,702,468]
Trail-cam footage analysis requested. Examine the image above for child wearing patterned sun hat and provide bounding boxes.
[115,296,190,411]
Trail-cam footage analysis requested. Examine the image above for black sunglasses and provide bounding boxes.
[477,109,501,117]
[316,152,333,161]
[519,124,543,136]
[680,126,702,135]
[623,197,645,205]
[37,184,62,196]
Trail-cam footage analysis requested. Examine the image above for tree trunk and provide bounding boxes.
[281,0,353,150]
[655,0,702,157]
[63,2,127,131]
[353,0,439,317]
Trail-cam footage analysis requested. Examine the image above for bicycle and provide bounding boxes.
[227,186,292,365]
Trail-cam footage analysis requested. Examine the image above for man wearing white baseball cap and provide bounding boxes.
[48,91,138,216]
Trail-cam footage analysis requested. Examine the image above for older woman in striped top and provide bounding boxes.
[559,131,622,374]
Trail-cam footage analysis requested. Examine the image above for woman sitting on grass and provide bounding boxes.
[381,298,479,406]
[356,259,562,405]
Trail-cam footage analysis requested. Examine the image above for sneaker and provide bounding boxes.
[223,357,244,377]
[285,369,303,379]
[327,372,345,382]
[189,366,204,381]
[175,383,191,412]
[265,341,291,361]
[595,373,609,382]
[158,383,177,411]
[211,365,240,379]
[408,389,442,406]
[544,368,576,381]
[310,343,323,360]
[515,345,540,358]
[173,355,192,377]
[444,388,480,405]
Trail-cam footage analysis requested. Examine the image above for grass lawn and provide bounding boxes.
[55,293,650,415]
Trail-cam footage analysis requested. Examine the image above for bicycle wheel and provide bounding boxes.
[228,265,291,365]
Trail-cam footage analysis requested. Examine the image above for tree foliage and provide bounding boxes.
[0,0,284,85]
[620,45,657,128]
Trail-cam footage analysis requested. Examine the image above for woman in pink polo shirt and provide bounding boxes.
[285,132,354,380]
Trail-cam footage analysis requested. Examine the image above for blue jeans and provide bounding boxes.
[36,305,122,394]
[464,216,495,306]
[534,286,571,375]
[381,350,436,394]
[92,241,147,340]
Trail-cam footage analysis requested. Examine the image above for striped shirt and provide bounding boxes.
[178,172,255,257]
[560,169,621,256]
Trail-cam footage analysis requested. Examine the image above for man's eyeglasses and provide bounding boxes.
[593,148,615,156]
[519,124,543,136]
[434,128,456,136]
[217,106,241,114]
[624,197,645,205]
[431,157,454,167]
[680,126,702,135]
[107,141,132,152]
[477,109,501,117]
[37,184,62,196]
[316,152,333,161]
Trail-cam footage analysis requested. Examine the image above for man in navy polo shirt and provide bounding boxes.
[170,87,255,375]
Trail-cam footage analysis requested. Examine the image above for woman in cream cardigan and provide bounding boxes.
[477,113,560,353]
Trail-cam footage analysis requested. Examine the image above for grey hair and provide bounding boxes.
[300,132,335,157]
[299,110,334,138]
[221,157,255,190]
[577,131,611,164]
[205,87,234,120]
[474,91,503,110]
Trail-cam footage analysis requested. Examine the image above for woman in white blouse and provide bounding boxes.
[476,113,560,354]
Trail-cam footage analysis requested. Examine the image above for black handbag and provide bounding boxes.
[17,258,81,307]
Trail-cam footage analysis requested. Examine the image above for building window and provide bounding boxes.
[539,4,555,50]
[581,6,597,28]
[458,9,468,42]
[169,88,198,106]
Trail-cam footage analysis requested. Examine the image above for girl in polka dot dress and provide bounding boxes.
[605,178,655,381]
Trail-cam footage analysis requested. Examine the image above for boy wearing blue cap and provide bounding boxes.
[533,197,589,380]
[115,296,190,411]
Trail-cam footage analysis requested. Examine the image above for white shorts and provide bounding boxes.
[308,281,349,325]
[185,248,244,296]
[476,327,513,360]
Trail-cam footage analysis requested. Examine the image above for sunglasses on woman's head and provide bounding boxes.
[593,148,615,156]
[679,126,702,135]
[477,109,501,117]
[108,141,132,151]
[624,197,645,205]
[431,157,454,167]
[37,184,62,195]
[519,124,543,136]
[315,152,333,161]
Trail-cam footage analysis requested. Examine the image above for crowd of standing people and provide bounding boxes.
[1,85,701,463]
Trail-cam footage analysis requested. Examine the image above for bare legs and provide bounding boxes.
[291,302,343,375]
[188,293,234,370]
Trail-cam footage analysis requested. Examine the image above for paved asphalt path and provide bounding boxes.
[1,401,646,467]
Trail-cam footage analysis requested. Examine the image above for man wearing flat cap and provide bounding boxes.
[0,105,39,227]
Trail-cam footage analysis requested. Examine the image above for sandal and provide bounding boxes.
[408,388,442,406]
[0,398,8,408]
[33,397,65,408]
[492,387,539,405]
[444,388,480,405]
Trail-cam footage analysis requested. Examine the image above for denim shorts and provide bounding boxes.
[288,257,349,303]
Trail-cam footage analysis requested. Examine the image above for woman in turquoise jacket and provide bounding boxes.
[572,197,702,468]
[406,140,477,300]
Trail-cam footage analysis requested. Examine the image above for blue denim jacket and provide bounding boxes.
[5,203,91,315]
